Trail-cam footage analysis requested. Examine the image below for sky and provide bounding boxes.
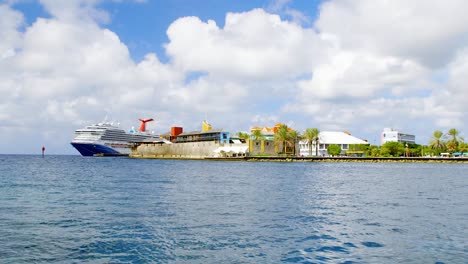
[0,0,467,154]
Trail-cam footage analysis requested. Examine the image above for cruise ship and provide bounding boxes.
[71,118,162,156]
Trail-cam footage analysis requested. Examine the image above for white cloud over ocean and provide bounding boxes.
[0,0,467,154]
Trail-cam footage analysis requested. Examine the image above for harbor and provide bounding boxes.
[2,155,467,263]
[131,155,468,163]
[69,117,467,161]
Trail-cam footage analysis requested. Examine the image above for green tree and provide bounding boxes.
[446,128,464,152]
[459,142,468,152]
[304,128,320,156]
[366,145,379,157]
[237,132,249,140]
[327,144,341,156]
[408,143,422,157]
[289,130,300,155]
[274,124,292,154]
[380,142,405,157]
[303,128,315,156]
[251,130,264,140]
[447,128,462,143]
[369,145,381,157]
[348,144,370,157]
[429,130,446,151]
[446,140,458,152]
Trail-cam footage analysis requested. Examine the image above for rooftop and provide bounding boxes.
[301,131,368,145]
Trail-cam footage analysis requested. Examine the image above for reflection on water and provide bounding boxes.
[0,155,467,263]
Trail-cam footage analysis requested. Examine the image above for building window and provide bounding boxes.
[342,144,348,150]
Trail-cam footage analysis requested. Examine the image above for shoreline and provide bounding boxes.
[130,155,468,163]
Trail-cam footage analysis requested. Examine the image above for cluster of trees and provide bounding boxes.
[238,124,312,154]
[350,128,466,157]
[238,126,466,158]
[428,128,466,154]
[239,125,323,156]
[274,125,301,154]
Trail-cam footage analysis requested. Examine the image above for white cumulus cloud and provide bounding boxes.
[166,9,321,80]
[0,0,467,153]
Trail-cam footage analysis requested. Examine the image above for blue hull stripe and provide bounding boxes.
[71,143,120,156]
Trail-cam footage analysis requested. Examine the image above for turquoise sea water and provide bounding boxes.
[0,155,467,263]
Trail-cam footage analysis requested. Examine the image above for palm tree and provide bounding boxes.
[289,130,300,155]
[303,128,316,156]
[237,132,249,140]
[429,130,446,150]
[274,124,291,154]
[310,128,320,156]
[447,128,463,145]
[251,129,264,140]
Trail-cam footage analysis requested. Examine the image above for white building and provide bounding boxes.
[299,131,368,157]
[381,128,415,145]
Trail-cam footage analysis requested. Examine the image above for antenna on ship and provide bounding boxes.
[138,118,154,132]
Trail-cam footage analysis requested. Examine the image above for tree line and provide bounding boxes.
[238,126,466,157]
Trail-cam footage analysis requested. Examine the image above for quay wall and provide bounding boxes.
[239,156,468,163]
[130,142,247,159]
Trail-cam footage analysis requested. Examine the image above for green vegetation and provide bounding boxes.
[429,130,445,152]
[372,128,466,157]
[289,130,300,155]
[237,132,249,140]
[251,130,264,140]
[345,128,465,158]
[327,144,341,156]
[425,128,466,156]
[346,144,370,157]
[274,124,299,154]
[459,142,468,152]
[380,142,405,157]
[369,145,381,157]
[303,128,320,156]
[258,127,465,158]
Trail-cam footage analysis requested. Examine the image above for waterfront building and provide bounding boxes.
[249,139,277,156]
[160,120,230,144]
[299,131,368,157]
[249,123,298,155]
[131,120,247,158]
[176,129,230,144]
[381,128,416,145]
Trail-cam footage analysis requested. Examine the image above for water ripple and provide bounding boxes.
[0,156,467,263]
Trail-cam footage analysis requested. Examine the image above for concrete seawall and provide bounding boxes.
[206,156,468,163]
[130,141,248,159]
[130,145,468,163]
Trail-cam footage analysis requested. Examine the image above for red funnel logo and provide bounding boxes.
[138,118,154,132]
